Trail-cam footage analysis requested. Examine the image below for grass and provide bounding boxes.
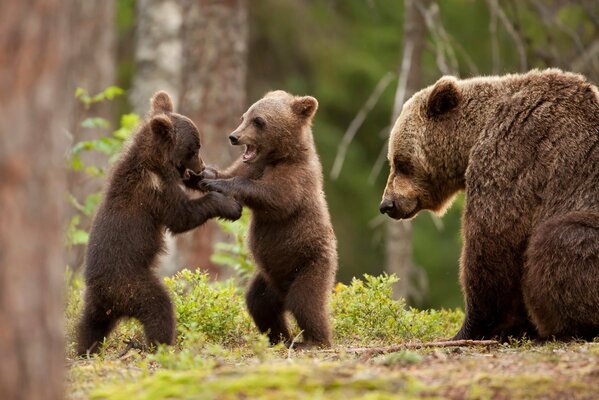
[65,270,599,399]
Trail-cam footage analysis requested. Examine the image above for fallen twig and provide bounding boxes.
[345,339,498,354]
[319,339,499,362]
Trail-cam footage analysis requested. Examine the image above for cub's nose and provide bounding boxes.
[379,198,396,215]
[229,134,239,145]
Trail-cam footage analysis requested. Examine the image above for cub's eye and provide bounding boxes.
[253,116,266,129]
[393,158,413,176]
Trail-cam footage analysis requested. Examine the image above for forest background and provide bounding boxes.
[67,0,598,309]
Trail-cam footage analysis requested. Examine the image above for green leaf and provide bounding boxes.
[102,86,125,100]
[82,193,102,216]
[84,165,103,177]
[81,117,110,129]
[70,154,84,171]
[70,229,89,245]
[113,113,140,140]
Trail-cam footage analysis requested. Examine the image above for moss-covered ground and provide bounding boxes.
[66,271,599,399]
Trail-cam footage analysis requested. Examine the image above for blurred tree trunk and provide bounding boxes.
[130,0,183,113]
[0,1,69,398]
[131,0,184,275]
[66,0,116,269]
[386,0,430,301]
[176,0,248,276]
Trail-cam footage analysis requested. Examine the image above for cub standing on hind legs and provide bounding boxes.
[76,91,242,356]
[199,91,338,348]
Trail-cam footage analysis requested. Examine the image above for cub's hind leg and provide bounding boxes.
[127,276,176,348]
[286,266,334,348]
[246,272,290,345]
[76,290,119,356]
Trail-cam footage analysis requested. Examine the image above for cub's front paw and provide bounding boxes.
[199,166,218,180]
[182,169,203,190]
[219,196,243,221]
[200,179,230,195]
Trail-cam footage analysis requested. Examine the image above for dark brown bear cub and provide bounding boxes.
[76,91,242,356]
[200,91,338,348]
[380,69,599,341]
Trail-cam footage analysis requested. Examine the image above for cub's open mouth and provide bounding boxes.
[242,145,258,162]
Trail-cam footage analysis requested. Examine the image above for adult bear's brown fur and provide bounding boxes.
[380,69,599,340]
[76,91,242,355]
[200,91,338,347]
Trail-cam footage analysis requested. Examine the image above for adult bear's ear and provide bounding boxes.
[292,96,318,119]
[151,90,174,113]
[150,115,175,156]
[426,76,461,118]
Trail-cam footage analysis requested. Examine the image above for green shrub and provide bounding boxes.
[165,269,256,346]
[332,273,463,344]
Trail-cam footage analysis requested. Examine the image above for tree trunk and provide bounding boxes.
[176,0,248,276]
[130,0,183,114]
[66,0,116,269]
[131,0,184,275]
[386,0,430,301]
[0,1,69,398]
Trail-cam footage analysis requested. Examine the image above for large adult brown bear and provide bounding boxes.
[199,91,338,348]
[76,91,242,355]
[380,69,599,341]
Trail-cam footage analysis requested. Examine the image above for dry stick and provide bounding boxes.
[367,26,417,184]
[334,339,500,361]
[418,2,457,76]
[330,72,395,180]
[343,339,499,355]
[486,0,528,71]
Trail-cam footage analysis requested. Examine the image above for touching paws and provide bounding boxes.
[182,167,218,191]
[200,179,231,195]
[208,191,242,221]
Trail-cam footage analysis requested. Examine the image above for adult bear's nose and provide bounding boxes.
[379,198,396,215]
[229,134,239,145]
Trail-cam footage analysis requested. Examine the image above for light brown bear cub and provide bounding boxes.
[380,69,599,341]
[200,91,338,347]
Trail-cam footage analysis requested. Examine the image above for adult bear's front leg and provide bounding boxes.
[454,218,536,340]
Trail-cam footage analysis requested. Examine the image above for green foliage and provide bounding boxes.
[66,87,139,248]
[210,210,256,284]
[165,270,257,347]
[65,270,462,360]
[332,274,463,344]
[75,86,125,108]
[373,350,422,367]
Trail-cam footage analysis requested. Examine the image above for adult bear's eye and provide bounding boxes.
[253,116,266,129]
[394,158,413,176]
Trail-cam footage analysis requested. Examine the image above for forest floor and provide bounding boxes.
[67,340,599,399]
[65,271,599,399]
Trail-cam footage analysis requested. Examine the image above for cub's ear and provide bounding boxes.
[149,115,175,150]
[426,76,461,118]
[291,96,318,119]
[151,91,174,113]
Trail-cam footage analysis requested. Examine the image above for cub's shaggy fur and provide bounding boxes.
[201,91,338,347]
[76,92,241,355]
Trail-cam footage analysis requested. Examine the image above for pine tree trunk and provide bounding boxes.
[0,1,69,398]
[386,0,430,301]
[176,0,248,275]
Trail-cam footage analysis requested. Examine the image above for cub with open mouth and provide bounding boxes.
[199,90,338,348]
